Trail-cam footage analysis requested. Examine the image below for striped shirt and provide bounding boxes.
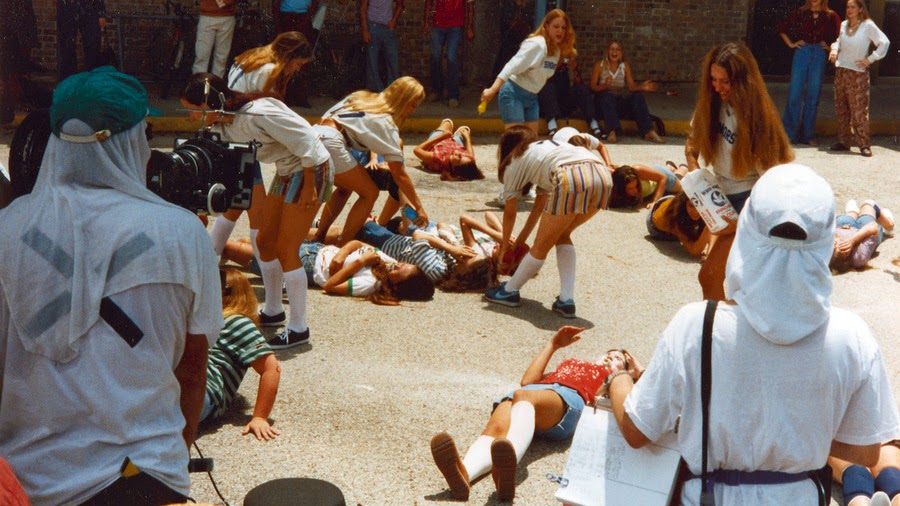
[206,315,272,420]
[356,222,451,283]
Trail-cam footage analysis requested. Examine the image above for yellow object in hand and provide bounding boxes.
[477,100,488,115]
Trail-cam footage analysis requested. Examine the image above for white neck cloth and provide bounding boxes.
[725,164,835,345]
[0,120,219,362]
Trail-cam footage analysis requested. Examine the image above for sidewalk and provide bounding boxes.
[140,81,900,137]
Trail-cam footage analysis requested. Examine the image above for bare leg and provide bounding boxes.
[332,166,379,246]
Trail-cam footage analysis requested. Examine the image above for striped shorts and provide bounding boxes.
[546,160,612,215]
[268,161,334,205]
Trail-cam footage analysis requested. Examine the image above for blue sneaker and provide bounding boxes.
[484,283,521,307]
[552,297,576,318]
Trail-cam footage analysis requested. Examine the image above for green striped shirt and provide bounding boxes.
[206,315,272,419]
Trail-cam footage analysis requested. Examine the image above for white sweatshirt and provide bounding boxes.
[497,36,559,94]
[831,19,890,73]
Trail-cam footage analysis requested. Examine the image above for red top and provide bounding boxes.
[537,358,612,404]
[198,0,235,16]
[427,138,469,174]
[776,9,841,45]
[432,0,469,29]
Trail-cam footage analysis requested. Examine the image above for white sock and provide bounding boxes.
[505,253,544,292]
[590,119,600,131]
[461,435,494,482]
[259,258,285,316]
[547,118,558,131]
[507,402,536,463]
[250,229,260,261]
[283,268,308,332]
[556,244,576,302]
[209,217,236,256]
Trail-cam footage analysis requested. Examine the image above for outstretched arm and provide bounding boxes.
[520,326,585,385]
[243,354,282,441]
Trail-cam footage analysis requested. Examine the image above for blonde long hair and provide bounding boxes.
[688,42,793,180]
[233,31,311,98]
[529,9,576,60]
[221,266,260,326]
[343,76,425,127]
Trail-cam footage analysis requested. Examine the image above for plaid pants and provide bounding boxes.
[834,67,871,148]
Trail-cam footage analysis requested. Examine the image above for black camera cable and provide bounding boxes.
[191,441,231,506]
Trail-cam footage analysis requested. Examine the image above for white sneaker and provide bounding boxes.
[870,491,891,506]
[845,199,860,215]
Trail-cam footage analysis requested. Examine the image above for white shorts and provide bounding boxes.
[313,124,358,175]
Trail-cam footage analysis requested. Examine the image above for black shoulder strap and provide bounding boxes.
[700,299,717,506]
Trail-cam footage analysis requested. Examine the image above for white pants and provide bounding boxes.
[192,15,236,77]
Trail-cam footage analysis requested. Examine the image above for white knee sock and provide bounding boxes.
[590,119,600,132]
[259,258,285,316]
[209,217,236,256]
[507,402,536,463]
[556,244,576,302]
[547,118,558,131]
[505,253,544,292]
[249,229,260,261]
[461,435,494,482]
[283,268,308,332]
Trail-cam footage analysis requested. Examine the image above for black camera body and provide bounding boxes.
[147,130,258,215]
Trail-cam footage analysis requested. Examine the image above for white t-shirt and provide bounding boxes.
[498,36,559,94]
[322,98,405,163]
[215,97,330,176]
[625,302,900,506]
[0,284,220,505]
[832,19,891,73]
[227,62,275,92]
[312,245,395,297]
[708,104,761,195]
[501,141,602,202]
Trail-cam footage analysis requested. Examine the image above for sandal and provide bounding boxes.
[860,146,873,157]
[440,118,454,131]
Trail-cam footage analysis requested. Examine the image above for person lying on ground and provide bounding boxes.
[609,162,683,210]
[646,190,711,260]
[831,199,894,273]
[430,325,643,501]
[413,118,483,181]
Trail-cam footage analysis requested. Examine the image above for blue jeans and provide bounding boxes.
[783,44,827,144]
[498,80,540,124]
[365,22,399,92]
[56,0,102,80]
[837,214,883,244]
[596,91,654,135]
[430,26,462,100]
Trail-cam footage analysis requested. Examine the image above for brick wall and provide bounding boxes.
[31,0,750,89]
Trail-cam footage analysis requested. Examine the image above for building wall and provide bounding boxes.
[31,0,753,88]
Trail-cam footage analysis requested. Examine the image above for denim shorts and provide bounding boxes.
[298,241,324,283]
[498,80,540,124]
[652,165,679,193]
[492,383,585,440]
[427,129,465,146]
[837,214,883,244]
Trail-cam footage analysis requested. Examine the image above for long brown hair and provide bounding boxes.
[688,42,793,180]
[497,125,538,185]
[221,266,260,326]
[367,261,435,306]
[529,8,577,60]
[660,191,706,241]
[233,31,312,98]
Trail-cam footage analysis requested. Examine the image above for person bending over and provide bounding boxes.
[430,325,642,501]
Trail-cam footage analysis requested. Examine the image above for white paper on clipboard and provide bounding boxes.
[554,404,681,506]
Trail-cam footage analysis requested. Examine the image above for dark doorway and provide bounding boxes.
[749,0,847,77]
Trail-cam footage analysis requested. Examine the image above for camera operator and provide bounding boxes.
[0,66,223,505]
[181,73,332,349]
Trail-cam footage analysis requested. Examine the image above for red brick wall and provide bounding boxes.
[30,0,750,86]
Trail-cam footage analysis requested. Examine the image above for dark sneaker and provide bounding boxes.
[430,432,470,501]
[484,283,521,307]
[552,297,576,318]
[490,438,517,502]
[267,328,309,350]
[830,142,850,151]
[258,310,286,327]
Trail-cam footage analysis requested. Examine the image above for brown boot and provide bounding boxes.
[644,130,666,144]
[430,432,470,500]
[491,438,517,501]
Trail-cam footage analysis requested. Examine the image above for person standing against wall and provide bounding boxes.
[56,0,107,80]
[361,0,404,92]
[191,0,236,78]
[422,0,474,108]
[777,0,841,146]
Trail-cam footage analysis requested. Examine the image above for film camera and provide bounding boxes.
[8,109,258,214]
[147,130,257,214]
